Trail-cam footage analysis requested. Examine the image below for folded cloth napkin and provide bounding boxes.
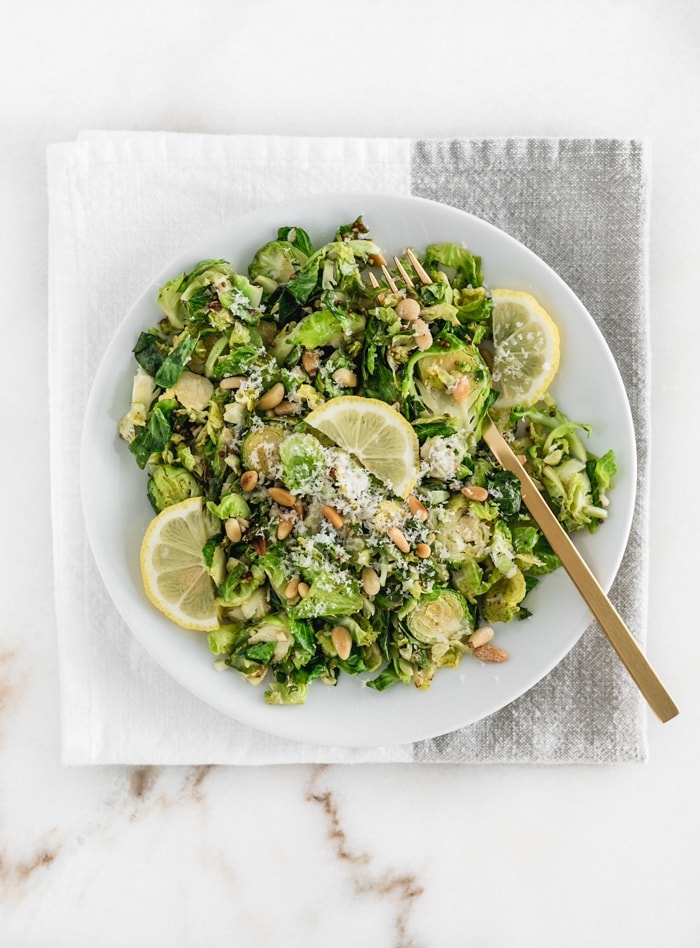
[48,133,650,765]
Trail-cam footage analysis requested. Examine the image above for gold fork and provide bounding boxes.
[373,249,679,723]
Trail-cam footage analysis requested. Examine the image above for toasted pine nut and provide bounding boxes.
[468,626,495,649]
[407,494,428,522]
[479,347,494,371]
[331,625,353,661]
[294,500,305,519]
[256,382,285,411]
[332,368,358,388]
[368,252,388,268]
[273,400,299,416]
[322,505,344,529]
[268,487,296,507]
[225,518,242,543]
[277,517,294,540]
[413,318,430,335]
[413,319,433,350]
[473,643,509,663]
[415,543,431,559]
[240,470,258,492]
[451,377,472,404]
[361,566,381,597]
[297,581,310,598]
[301,349,320,377]
[396,297,421,321]
[461,484,489,502]
[219,375,244,390]
[285,576,300,599]
[251,535,267,556]
[387,526,410,553]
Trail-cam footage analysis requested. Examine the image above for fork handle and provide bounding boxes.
[482,421,679,723]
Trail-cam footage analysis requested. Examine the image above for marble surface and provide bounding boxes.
[2,0,700,944]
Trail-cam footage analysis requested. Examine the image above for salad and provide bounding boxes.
[119,218,616,705]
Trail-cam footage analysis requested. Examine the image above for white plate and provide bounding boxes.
[81,193,635,748]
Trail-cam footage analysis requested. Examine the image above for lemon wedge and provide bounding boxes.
[491,289,561,409]
[140,496,221,631]
[305,395,420,499]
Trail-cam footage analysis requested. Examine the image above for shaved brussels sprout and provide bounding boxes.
[279,432,326,494]
[147,464,202,512]
[240,425,286,479]
[435,494,492,564]
[248,240,308,295]
[158,260,263,331]
[407,588,473,645]
[482,569,528,624]
[407,337,494,444]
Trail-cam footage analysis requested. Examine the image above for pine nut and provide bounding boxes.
[361,566,381,597]
[468,626,494,649]
[251,535,267,556]
[473,643,509,663]
[415,543,431,559]
[332,368,358,388]
[240,470,258,492]
[479,347,494,371]
[294,500,305,519]
[369,252,388,268]
[219,375,244,390]
[268,487,296,507]
[285,576,300,599]
[461,484,489,502]
[407,494,428,522]
[322,505,344,529]
[256,382,285,411]
[396,297,421,321]
[273,400,299,416]
[331,625,353,661]
[413,318,430,335]
[301,350,320,377]
[297,581,310,598]
[225,518,242,543]
[451,376,472,404]
[277,517,294,540]
[387,526,410,553]
[413,319,433,350]
[516,453,527,465]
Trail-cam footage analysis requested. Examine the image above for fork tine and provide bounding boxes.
[368,271,380,289]
[406,248,431,286]
[393,256,414,288]
[380,264,399,294]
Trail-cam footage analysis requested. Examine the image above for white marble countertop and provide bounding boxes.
[3,1,700,945]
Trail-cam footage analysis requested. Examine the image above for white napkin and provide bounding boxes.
[48,133,649,764]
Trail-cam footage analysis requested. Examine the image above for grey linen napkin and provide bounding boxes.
[49,134,649,763]
[411,139,649,762]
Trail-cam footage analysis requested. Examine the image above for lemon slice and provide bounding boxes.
[491,289,561,409]
[305,395,419,498]
[140,496,221,631]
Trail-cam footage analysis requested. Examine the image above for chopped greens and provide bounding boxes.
[120,219,616,704]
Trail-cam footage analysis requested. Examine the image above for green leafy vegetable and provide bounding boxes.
[120,220,618,705]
